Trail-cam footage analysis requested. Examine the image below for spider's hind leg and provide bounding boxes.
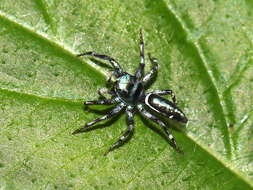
[104,106,135,155]
[151,90,177,104]
[137,105,181,152]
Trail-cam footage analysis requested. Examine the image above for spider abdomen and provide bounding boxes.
[145,94,188,123]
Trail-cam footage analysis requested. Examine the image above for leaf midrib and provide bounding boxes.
[0,8,252,188]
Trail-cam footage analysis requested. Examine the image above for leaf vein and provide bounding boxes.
[163,0,232,158]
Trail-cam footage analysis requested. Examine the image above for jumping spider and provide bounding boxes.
[73,30,188,155]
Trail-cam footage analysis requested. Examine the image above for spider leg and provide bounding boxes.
[84,97,119,105]
[98,87,115,99]
[135,29,145,80]
[72,103,125,134]
[104,106,135,155]
[137,105,180,151]
[143,53,159,86]
[77,51,122,76]
[106,71,114,84]
[150,90,177,104]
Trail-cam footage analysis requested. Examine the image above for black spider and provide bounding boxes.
[73,30,188,155]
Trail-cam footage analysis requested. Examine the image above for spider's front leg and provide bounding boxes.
[135,29,145,80]
[142,53,159,86]
[77,51,123,76]
[137,105,181,152]
[84,89,118,105]
[104,106,135,155]
[84,98,118,106]
[98,87,115,99]
[72,103,125,134]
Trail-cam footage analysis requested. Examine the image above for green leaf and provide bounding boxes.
[1,0,253,189]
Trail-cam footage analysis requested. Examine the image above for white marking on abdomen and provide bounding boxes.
[145,94,161,113]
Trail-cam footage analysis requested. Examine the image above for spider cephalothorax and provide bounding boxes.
[115,73,145,105]
[73,30,188,155]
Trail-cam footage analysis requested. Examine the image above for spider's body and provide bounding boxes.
[145,94,188,123]
[73,30,188,155]
[115,73,145,105]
